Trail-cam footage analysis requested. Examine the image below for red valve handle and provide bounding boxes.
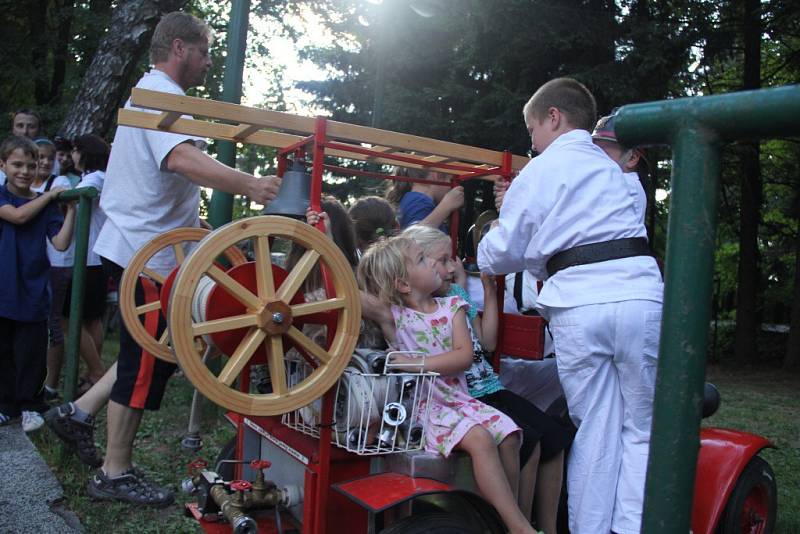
[250,459,272,470]
[188,459,208,474]
[230,480,252,492]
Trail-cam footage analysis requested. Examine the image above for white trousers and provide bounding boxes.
[547,300,661,534]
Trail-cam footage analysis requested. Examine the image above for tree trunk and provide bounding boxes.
[59,0,187,138]
[732,0,762,364]
[48,0,75,104]
[785,219,800,369]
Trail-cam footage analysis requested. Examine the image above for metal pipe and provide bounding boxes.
[611,85,800,532]
[614,84,800,146]
[62,187,98,402]
[641,127,721,532]
[208,0,252,229]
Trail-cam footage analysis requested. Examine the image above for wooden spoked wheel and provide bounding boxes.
[120,228,247,363]
[168,216,361,416]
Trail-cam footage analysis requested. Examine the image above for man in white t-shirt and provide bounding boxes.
[45,12,282,507]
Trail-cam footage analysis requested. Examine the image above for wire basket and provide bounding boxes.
[282,350,436,455]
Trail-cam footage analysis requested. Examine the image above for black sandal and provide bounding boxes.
[87,467,174,507]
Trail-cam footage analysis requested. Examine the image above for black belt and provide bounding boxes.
[546,237,652,277]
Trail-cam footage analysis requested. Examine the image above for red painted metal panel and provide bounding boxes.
[498,313,545,361]
[333,473,453,513]
[691,427,773,534]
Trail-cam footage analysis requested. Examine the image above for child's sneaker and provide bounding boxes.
[44,403,103,467]
[21,411,45,432]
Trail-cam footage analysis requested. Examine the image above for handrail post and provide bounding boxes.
[641,126,721,531]
[60,187,98,403]
[614,84,800,532]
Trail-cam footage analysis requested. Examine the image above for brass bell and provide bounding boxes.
[262,159,311,218]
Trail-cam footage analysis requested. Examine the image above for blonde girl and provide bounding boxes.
[358,236,538,534]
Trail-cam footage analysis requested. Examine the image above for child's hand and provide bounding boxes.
[48,186,67,198]
[440,186,464,212]
[306,207,333,238]
[454,256,467,287]
[493,179,509,210]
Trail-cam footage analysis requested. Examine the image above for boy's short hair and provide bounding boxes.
[150,12,212,64]
[0,135,38,161]
[523,77,597,132]
[357,236,415,306]
[401,224,451,256]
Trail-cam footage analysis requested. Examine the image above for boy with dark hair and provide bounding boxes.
[0,136,75,431]
[478,77,664,534]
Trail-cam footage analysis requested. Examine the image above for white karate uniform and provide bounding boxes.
[477,129,663,534]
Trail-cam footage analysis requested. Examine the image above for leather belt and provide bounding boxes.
[546,237,652,277]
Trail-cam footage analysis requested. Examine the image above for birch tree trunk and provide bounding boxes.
[60,0,186,138]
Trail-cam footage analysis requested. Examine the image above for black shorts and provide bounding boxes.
[102,259,176,411]
[62,265,108,320]
[480,388,569,465]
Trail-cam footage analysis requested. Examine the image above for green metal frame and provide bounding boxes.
[615,83,800,532]
[57,186,99,402]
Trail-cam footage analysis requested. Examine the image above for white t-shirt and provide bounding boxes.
[41,176,76,267]
[93,69,206,275]
[478,129,663,310]
[76,170,107,266]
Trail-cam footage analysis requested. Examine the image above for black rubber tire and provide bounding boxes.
[717,455,777,534]
[214,436,237,481]
[379,512,481,534]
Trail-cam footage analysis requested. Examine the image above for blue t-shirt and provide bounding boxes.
[0,185,63,321]
[398,191,444,230]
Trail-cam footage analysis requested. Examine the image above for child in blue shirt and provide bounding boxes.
[386,167,464,230]
[0,136,75,431]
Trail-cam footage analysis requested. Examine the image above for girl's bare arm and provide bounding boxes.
[50,203,76,251]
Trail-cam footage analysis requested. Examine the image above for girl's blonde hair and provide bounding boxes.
[401,224,451,257]
[357,236,415,306]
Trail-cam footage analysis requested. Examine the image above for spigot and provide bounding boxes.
[249,459,273,497]
[182,458,209,494]
[230,480,252,508]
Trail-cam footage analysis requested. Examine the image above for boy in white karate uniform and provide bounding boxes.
[478,77,664,534]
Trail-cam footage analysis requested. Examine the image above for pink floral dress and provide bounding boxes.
[390,296,520,457]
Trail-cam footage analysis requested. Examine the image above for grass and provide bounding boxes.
[30,335,798,533]
[705,365,800,533]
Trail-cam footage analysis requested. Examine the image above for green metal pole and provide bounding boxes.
[61,188,98,403]
[208,0,251,228]
[641,127,721,532]
[614,84,800,532]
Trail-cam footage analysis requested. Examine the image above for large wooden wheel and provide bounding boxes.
[120,227,247,363]
[168,216,361,416]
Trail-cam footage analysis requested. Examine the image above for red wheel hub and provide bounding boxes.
[740,484,768,534]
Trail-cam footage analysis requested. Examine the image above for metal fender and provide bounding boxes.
[691,427,774,534]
